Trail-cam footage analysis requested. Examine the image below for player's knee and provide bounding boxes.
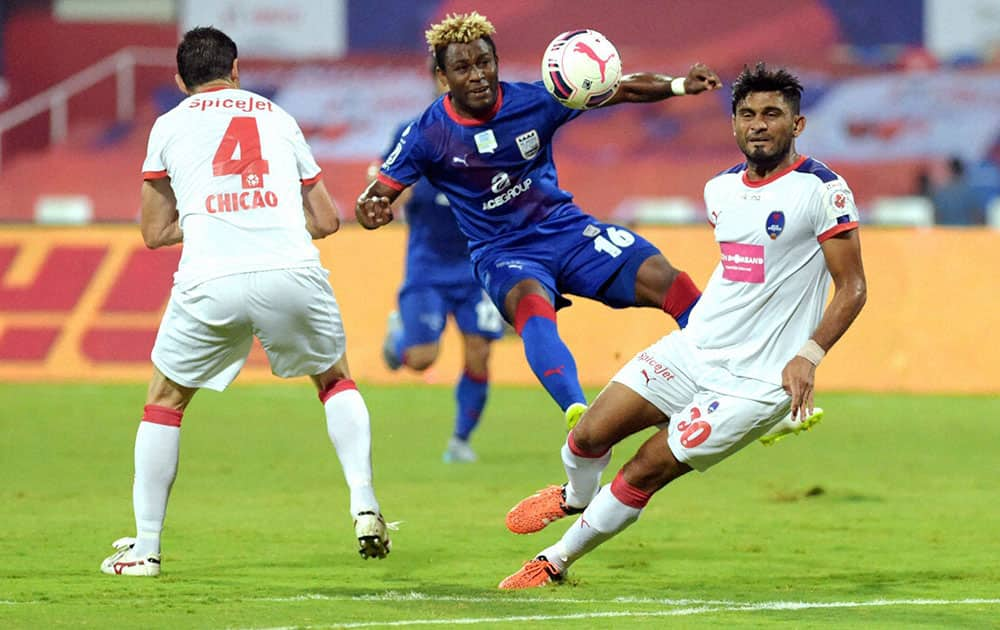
[146,367,196,410]
[636,256,680,305]
[405,344,439,371]
[621,438,687,493]
[463,337,491,373]
[569,421,612,456]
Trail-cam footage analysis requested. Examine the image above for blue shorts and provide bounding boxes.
[397,281,506,349]
[473,214,661,319]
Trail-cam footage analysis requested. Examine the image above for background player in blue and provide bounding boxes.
[376,59,505,463]
[356,12,721,431]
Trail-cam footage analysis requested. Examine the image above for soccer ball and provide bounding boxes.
[541,29,622,110]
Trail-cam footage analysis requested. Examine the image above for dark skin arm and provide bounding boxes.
[602,62,722,106]
[782,228,867,420]
[355,179,403,229]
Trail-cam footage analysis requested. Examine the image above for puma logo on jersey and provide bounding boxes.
[452,155,469,166]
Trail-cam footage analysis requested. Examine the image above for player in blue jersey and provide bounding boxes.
[377,60,506,463]
[356,12,721,431]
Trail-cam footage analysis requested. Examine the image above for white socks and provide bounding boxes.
[132,420,180,556]
[542,484,643,572]
[562,437,611,509]
[128,383,381,561]
[323,387,379,517]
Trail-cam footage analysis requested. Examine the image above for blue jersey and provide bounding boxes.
[378,81,585,263]
[383,122,475,287]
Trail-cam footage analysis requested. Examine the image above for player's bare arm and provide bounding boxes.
[140,178,182,249]
[602,63,721,106]
[302,180,340,239]
[355,179,403,230]
[782,229,867,419]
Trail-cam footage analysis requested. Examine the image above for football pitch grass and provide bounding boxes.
[2,383,997,628]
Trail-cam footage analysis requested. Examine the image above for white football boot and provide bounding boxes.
[100,537,161,576]
[760,407,825,446]
[354,512,392,559]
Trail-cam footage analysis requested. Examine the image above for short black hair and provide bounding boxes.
[176,26,238,90]
[433,35,497,72]
[731,62,804,114]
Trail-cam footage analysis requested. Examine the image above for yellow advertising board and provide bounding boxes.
[0,225,996,394]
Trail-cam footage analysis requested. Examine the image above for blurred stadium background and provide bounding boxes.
[0,0,998,391]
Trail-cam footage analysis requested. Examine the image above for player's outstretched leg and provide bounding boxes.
[511,293,587,414]
[500,427,690,590]
[500,473,647,590]
[759,407,825,446]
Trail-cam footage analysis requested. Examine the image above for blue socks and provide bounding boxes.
[514,295,586,412]
[454,372,488,440]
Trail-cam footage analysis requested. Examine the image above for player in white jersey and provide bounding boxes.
[498,63,867,589]
[101,27,391,577]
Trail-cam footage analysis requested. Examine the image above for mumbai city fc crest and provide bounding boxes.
[516,130,540,160]
[766,211,785,240]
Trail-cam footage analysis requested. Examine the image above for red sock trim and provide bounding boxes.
[661,271,701,319]
[513,294,555,336]
[567,431,609,458]
[463,370,488,384]
[318,378,358,404]
[142,404,183,427]
[610,470,653,508]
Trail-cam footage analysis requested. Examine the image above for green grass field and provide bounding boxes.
[2,383,998,628]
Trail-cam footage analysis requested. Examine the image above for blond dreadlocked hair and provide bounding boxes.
[425,12,497,70]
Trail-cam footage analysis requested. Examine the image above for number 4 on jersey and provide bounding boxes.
[213,117,270,189]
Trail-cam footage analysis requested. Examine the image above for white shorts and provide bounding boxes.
[151,267,345,391]
[611,331,790,472]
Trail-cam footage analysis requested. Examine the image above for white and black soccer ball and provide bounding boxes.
[541,29,622,110]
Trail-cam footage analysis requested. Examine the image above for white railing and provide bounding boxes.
[0,46,175,173]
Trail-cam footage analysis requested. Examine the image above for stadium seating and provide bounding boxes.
[1,0,998,224]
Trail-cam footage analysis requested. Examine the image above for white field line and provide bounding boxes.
[254,592,738,605]
[234,595,1000,630]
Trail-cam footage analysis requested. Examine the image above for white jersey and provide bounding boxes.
[684,156,859,385]
[142,87,323,288]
